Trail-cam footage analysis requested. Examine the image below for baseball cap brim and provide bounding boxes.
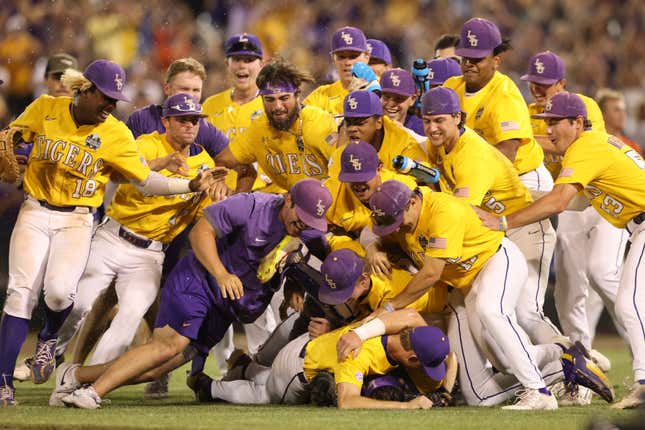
[454,47,491,59]
[520,73,558,85]
[318,286,354,305]
[295,206,328,232]
[338,169,377,183]
[94,84,130,102]
[371,214,403,236]
[531,112,568,119]
[382,88,415,97]
[164,112,208,118]
[423,361,447,382]
[332,47,367,54]
[227,50,262,59]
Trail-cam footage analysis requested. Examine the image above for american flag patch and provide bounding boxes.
[429,237,447,249]
[454,187,470,198]
[559,168,574,178]
[325,132,338,145]
[500,121,520,131]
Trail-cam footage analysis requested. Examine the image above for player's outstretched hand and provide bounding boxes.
[472,206,502,231]
[407,395,433,409]
[365,245,392,279]
[336,330,363,362]
[189,167,229,193]
[216,272,244,300]
[308,317,331,339]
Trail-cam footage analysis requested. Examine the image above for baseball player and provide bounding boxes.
[475,91,645,410]
[328,90,427,179]
[42,54,78,97]
[52,179,332,409]
[0,60,218,406]
[596,88,643,154]
[48,94,215,397]
[432,34,461,61]
[426,58,461,88]
[303,26,370,116]
[522,51,626,375]
[366,39,392,78]
[214,58,338,192]
[443,18,558,346]
[379,69,424,136]
[358,180,559,409]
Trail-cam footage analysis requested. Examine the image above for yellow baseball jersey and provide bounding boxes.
[12,95,150,208]
[303,80,348,116]
[303,324,396,388]
[201,88,281,192]
[529,93,606,179]
[363,273,447,314]
[427,127,533,215]
[328,116,428,179]
[228,105,337,190]
[384,187,504,289]
[444,72,543,175]
[555,130,645,228]
[107,132,213,242]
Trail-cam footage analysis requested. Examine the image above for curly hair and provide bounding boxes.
[60,69,93,94]
[256,57,314,92]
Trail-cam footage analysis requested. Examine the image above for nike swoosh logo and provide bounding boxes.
[182,322,191,327]
[45,116,56,120]
[255,238,267,243]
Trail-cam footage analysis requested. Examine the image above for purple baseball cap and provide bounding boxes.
[409,326,450,382]
[532,92,587,120]
[380,68,415,97]
[319,248,365,305]
[83,60,129,102]
[455,18,502,58]
[421,87,461,116]
[225,33,263,59]
[342,90,383,118]
[367,39,392,65]
[426,58,462,85]
[369,180,411,236]
[162,93,207,118]
[339,140,380,183]
[363,375,405,398]
[331,26,368,54]
[290,179,332,232]
[520,51,566,85]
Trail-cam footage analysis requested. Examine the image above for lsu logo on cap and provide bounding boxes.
[466,30,478,47]
[535,58,545,74]
[367,43,373,54]
[239,34,248,42]
[372,207,386,217]
[349,154,362,171]
[545,99,553,112]
[341,31,354,45]
[324,274,337,289]
[348,96,358,110]
[428,68,435,80]
[184,96,196,111]
[316,199,326,217]
[390,73,401,87]
[114,74,123,91]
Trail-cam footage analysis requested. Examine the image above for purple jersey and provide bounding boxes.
[404,113,425,136]
[126,104,229,157]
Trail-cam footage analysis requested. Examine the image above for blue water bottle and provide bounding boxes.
[392,155,440,185]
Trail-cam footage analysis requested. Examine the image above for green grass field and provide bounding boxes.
[0,335,640,430]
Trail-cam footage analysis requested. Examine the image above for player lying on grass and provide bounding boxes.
[48,179,332,409]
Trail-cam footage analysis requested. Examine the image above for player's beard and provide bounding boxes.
[268,105,300,131]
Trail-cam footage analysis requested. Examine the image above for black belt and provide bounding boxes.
[118,227,153,249]
[633,212,645,225]
[38,200,86,213]
[299,341,309,359]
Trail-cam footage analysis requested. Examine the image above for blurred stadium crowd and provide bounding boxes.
[0,0,644,142]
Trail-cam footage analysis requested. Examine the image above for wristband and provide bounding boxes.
[499,216,508,232]
[383,302,396,313]
[351,317,386,342]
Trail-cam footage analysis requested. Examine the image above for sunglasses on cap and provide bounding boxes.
[227,41,260,54]
[460,56,487,65]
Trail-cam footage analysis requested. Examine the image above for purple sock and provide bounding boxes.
[538,387,551,396]
[0,313,30,388]
[38,304,73,341]
[638,379,645,385]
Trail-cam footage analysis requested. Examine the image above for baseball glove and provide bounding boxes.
[0,127,23,183]
[424,389,456,408]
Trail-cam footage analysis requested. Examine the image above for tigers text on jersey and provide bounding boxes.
[428,126,533,216]
[444,72,543,175]
[530,93,606,179]
[228,105,337,190]
[107,132,214,242]
[12,95,149,207]
[384,187,504,289]
[555,130,645,228]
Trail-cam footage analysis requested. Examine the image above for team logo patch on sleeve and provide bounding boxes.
[559,168,574,178]
[429,237,447,249]
[355,372,364,382]
[500,121,520,132]
[85,134,102,150]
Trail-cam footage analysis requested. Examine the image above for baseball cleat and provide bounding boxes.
[62,386,102,409]
[49,363,81,407]
[13,358,33,382]
[222,349,251,381]
[611,383,645,409]
[589,349,611,373]
[561,341,614,403]
[0,384,17,406]
[551,381,592,406]
[143,372,170,399]
[30,338,58,384]
[501,388,558,410]
[186,372,216,402]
